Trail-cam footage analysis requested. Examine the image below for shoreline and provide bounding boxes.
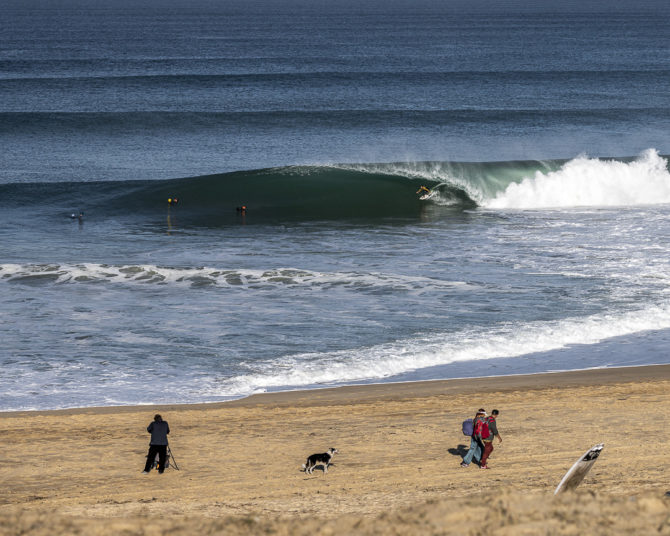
[2,362,669,417]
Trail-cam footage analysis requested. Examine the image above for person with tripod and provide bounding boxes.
[142,414,170,474]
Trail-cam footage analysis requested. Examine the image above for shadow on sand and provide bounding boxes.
[448,444,469,457]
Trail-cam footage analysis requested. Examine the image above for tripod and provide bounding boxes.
[151,443,180,471]
[167,444,180,470]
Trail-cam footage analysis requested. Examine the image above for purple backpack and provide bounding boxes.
[462,418,474,436]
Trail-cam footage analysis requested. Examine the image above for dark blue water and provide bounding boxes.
[2,0,669,181]
[1,0,669,410]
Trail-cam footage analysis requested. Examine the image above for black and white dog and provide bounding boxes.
[302,448,338,474]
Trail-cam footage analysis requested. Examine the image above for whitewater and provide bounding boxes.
[485,150,670,209]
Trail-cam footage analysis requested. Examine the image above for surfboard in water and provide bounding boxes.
[554,443,604,494]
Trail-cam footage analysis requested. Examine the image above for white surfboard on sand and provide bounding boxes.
[554,443,604,494]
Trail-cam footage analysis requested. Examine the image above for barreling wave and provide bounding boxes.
[2,149,668,224]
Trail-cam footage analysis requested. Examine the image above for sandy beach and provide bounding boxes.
[2,365,670,535]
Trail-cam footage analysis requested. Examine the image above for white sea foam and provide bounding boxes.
[211,303,670,397]
[0,263,473,292]
[485,149,670,209]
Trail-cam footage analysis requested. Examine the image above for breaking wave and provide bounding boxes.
[485,149,670,209]
[1,149,667,223]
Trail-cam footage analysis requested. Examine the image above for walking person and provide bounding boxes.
[461,409,486,467]
[480,409,502,469]
[142,414,170,474]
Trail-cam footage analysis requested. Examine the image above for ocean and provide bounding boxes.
[1,0,669,411]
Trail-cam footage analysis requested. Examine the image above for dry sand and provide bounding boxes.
[1,365,670,535]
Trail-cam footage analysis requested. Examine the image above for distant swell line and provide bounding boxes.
[2,109,669,132]
[2,69,670,82]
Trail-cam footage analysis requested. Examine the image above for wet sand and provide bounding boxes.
[1,365,670,535]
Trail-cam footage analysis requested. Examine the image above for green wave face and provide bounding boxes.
[3,153,666,225]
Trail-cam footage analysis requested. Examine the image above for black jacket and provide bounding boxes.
[147,421,170,445]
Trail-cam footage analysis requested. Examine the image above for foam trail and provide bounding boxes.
[485,149,670,209]
[0,263,474,292]
[213,303,670,397]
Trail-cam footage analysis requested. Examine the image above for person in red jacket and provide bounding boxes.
[480,409,502,469]
[461,409,486,467]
